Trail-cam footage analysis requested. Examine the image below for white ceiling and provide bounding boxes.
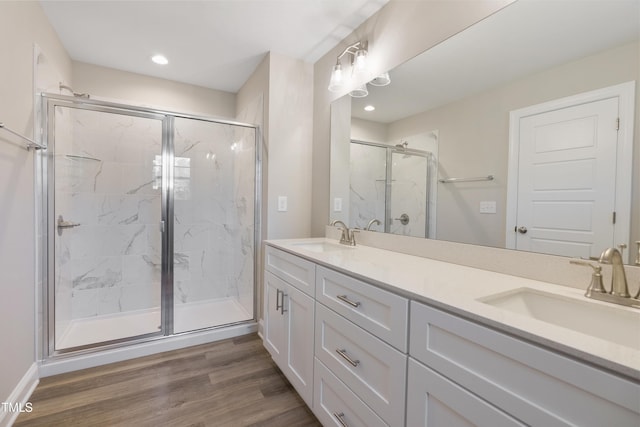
[40,0,389,93]
[352,0,640,123]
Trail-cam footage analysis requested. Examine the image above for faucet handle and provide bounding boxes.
[350,229,360,246]
[570,259,607,295]
[618,243,627,260]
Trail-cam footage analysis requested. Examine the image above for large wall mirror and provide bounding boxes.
[329,0,639,263]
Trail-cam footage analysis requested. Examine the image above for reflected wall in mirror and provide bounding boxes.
[329,0,640,263]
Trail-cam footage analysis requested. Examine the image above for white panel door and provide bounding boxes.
[515,97,619,258]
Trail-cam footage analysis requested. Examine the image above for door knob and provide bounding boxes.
[516,226,527,234]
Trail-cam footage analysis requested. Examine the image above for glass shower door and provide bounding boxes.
[51,104,166,350]
[349,142,387,231]
[389,151,429,238]
[172,117,256,333]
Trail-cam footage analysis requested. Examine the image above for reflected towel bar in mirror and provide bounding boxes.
[439,175,494,184]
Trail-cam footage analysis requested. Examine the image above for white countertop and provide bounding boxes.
[266,238,640,380]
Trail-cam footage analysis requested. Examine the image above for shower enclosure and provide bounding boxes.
[349,140,433,238]
[42,94,259,354]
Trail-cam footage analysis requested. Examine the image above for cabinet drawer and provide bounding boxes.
[265,245,316,296]
[410,301,640,427]
[407,358,525,427]
[316,265,408,351]
[314,358,388,427]
[315,303,406,427]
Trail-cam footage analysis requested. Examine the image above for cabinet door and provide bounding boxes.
[284,284,315,407]
[263,271,286,364]
[407,359,525,427]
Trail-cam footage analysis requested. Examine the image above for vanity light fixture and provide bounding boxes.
[350,84,368,98]
[328,41,368,93]
[151,54,169,65]
[369,72,391,87]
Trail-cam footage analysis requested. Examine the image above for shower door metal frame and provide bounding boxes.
[351,139,432,237]
[41,94,261,359]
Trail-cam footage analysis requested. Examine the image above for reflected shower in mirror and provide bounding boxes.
[329,0,639,263]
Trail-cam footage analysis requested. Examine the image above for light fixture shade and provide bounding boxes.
[353,49,368,72]
[328,63,344,92]
[349,84,368,98]
[369,72,391,86]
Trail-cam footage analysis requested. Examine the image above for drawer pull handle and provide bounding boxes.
[336,348,360,367]
[337,294,361,308]
[333,412,349,427]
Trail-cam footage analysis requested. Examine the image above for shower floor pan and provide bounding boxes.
[56,297,251,350]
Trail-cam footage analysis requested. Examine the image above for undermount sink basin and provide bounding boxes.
[479,288,640,350]
[291,241,351,253]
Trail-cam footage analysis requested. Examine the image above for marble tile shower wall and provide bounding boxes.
[348,143,431,238]
[349,143,386,231]
[55,108,164,323]
[173,118,255,314]
[389,153,428,238]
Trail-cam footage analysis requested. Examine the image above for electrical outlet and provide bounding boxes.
[479,201,497,214]
[334,198,343,212]
[278,196,287,212]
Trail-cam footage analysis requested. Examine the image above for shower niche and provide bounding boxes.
[42,94,259,354]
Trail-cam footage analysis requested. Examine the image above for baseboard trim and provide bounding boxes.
[0,363,39,427]
[257,318,264,339]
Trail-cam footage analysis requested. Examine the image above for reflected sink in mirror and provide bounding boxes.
[479,288,640,350]
[290,241,353,253]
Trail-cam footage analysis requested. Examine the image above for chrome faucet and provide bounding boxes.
[330,220,357,246]
[571,247,639,308]
[365,219,381,231]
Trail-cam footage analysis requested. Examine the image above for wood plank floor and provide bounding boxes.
[15,334,321,427]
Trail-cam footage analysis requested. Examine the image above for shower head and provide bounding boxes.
[59,83,90,99]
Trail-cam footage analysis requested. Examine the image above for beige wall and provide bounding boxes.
[311,0,515,236]
[386,42,639,247]
[73,62,236,119]
[266,53,314,240]
[0,0,72,409]
[236,52,313,324]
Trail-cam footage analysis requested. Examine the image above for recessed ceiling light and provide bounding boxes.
[151,54,168,65]
[364,105,375,112]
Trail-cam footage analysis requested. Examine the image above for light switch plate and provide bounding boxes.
[480,201,497,214]
[278,196,287,212]
[334,197,343,212]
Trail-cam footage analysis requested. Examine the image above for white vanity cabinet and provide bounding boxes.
[263,247,316,407]
[314,267,408,427]
[406,358,525,427]
[263,242,640,427]
[409,301,640,427]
